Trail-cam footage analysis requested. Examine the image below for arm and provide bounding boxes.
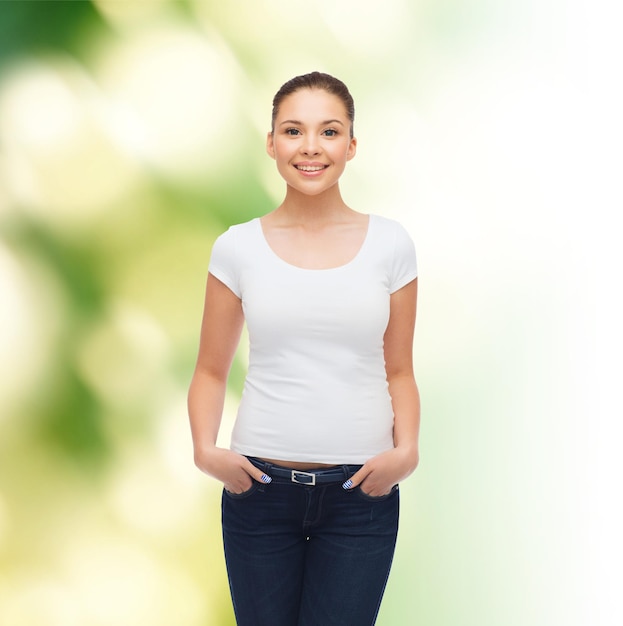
[347,278,420,496]
[385,276,420,470]
[188,273,267,493]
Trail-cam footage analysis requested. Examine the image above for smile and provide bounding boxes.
[294,164,328,172]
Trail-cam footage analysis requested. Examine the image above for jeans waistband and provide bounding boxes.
[247,457,362,486]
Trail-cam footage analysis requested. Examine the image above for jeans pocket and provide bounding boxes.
[223,482,261,500]
[354,484,399,502]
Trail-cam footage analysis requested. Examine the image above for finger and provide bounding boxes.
[243,458,272,484]
[342,465,372,490]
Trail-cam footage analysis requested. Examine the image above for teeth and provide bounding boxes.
[296,165,325,171]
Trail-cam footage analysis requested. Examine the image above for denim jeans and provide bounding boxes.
[221,458,399,626]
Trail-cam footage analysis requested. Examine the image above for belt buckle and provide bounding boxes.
[291,470,316,486]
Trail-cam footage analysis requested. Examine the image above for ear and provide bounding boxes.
[346,136,357,161]
[266,131,276,159]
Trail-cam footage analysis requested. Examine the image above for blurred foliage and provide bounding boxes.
[0,1,271,469]
[0,2,272,622]
[0,0,108,66]
[5,218,109,463]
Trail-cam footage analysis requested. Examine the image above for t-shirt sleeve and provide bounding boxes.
[389,222,418,294]
[208,227,241,298]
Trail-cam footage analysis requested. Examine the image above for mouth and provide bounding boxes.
[294,164,328,172]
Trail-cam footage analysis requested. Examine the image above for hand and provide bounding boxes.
[345,447,419,497]
[194,446,270,494]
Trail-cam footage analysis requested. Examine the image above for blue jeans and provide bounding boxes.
[222,458,399,626]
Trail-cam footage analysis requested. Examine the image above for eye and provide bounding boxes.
[323,129,338,137]
[285,128,301,136]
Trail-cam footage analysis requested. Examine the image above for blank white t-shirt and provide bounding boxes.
[208,214,417,464]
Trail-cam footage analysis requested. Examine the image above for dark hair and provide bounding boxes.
[271,71,355,138]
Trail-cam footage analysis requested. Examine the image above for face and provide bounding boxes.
[266,88,356,197]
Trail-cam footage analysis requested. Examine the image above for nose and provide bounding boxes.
[301,136,321,156]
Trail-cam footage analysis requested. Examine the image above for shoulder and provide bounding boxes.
[367,214,417,291]
[369,214,415,245]
[212,217,260,252]
[209,219,261,296]
[215,217,259,241]
[210,217,259,259]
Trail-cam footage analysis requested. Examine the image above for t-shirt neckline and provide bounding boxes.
[256,214,373,272]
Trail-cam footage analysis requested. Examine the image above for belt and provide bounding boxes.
[248,457,362,486]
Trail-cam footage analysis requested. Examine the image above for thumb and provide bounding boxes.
[342,465,371,490]
[243,458,273,484]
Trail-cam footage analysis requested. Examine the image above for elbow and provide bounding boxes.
[406,445,420,474]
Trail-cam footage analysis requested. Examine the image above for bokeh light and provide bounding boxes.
[95,21,241,184]
[0,57,142,229]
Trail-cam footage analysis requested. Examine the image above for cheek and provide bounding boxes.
[273,143,293,161]
[274,149,292,167]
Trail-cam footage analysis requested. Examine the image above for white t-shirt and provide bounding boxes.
[208,214,418,464]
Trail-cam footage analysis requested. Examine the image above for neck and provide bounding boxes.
[277,184,351,225]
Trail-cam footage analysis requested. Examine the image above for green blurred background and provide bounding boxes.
[0,1,619,625]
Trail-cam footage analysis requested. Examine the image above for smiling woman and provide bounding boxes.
[188,71,420,626]
[266,88,357,199]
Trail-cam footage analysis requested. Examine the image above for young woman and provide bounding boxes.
[188,72,420,626]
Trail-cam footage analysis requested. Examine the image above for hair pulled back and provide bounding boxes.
[271,71,355,138]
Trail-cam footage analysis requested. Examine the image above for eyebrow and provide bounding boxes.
[279,119,345,127]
